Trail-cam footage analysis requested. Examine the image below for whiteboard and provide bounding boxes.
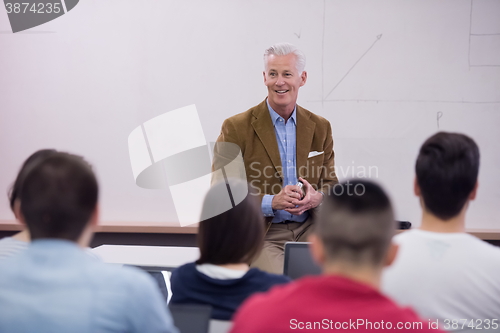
[1,0,499,229]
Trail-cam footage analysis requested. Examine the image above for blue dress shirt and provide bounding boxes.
[0,239,178,333]
[261,100,309,223]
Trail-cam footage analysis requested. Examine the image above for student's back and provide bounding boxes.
[230,181,440,333]
[0,239,175,333]
[231,274,432,333]
[170,180,290,320]
[171,262,289,320]
[383,230,500,324]
[382,132,500,331]
[0,152,177,333]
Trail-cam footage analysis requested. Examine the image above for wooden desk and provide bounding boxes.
[464,229,500,241]
[0,220,23,232]
[2,220,500,240]
[0,220,198,234]
[396,228,500,240]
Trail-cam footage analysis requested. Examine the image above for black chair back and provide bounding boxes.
[169,304,212,333]
[283,242,322,279]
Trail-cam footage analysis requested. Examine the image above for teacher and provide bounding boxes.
[213,42,338,274]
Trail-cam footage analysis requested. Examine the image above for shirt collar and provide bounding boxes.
[266,99,297,125]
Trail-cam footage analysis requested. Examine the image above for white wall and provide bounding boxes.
[1,0,499,229]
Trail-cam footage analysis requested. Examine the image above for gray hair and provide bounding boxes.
[263,42,306,73]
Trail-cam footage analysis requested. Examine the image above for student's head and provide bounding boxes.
[311,180,396,270]
[8,149,58,216]
[196,180,264,265]
[415,132,479,220]
[19,152,98,241]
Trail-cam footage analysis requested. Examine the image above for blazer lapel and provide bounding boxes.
[296,106,316,178]
[251,101,284,180]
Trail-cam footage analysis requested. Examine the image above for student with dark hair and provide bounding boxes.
[0,149,57,259]
[383,132,500,328]
[230,180,439,333]
[0,152,178,333]
[170,180,290,320]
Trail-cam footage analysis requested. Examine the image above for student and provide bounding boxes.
[383,132,500,329]
[170,180,290,320]
[0,149,99,262]
[0,152,178,333]
[0,149,57,259]
[230,180,440,333]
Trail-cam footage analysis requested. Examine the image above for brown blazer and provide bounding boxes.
[213,100,338,223]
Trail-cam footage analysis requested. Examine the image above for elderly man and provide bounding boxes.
[213,42,338,274]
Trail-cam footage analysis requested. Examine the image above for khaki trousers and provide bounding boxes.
[251,218,313,274]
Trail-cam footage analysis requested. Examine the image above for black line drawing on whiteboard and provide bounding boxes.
[294,30,301,39]
[323,34,383,101]
[310,0,500,106]
[437,112,443,129]
[468,0,500,67]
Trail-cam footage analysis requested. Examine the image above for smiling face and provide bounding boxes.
[263,53,307,117]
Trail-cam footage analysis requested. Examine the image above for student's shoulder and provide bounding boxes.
[88,259,157,291]
[393,229,422,243]
[464,233,500,257]
[0,237,28,260]
[170,262,196,280]
[391,306,444,332]
[0,245,30,275]
[231,281,300,331]
[242,276,298,307]
[372,292,442,332]
[248,268,291,284]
